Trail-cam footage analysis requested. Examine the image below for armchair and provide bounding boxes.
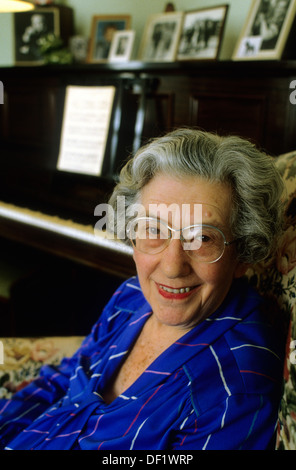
[246,149,296,450]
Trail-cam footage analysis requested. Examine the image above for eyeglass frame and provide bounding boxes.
[126,216,236,264]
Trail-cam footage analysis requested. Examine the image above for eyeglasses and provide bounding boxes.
[127,217,236,264]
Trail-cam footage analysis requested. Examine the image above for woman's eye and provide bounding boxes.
[147,225,159,235]
[147,224,165,238]
[183,228,216,244]
[201,235,211,243]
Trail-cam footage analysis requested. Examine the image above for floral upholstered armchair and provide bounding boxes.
[0,149,296,450]
[0,337,84,399]
[246,149,296,450]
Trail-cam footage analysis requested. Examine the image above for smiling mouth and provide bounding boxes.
[159,284,195,294]
[156,283,198,299]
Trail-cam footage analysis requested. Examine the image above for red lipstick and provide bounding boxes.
[156,283,198,300]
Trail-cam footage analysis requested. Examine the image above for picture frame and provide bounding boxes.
[177,5,229,61]
[88,15,131,63]
[232,0,296,60]
[108,30,135,62]
[138,11,184,62]
[14,8,60,65]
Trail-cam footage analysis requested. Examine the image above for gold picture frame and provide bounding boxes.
[88,14,131,63]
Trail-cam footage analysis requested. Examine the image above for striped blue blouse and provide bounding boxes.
[0,276,284,450]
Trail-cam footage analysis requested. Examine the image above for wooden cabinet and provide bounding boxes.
[148,61,296,156]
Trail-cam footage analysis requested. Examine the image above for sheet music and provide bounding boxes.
[57,85,116,176]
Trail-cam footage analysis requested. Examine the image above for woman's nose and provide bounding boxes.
[160,239,192,278]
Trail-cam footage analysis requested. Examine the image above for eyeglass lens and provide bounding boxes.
[129,218,226,262]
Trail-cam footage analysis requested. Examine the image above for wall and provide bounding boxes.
[0,14,14,65]
[65,0,253,59]
[0,0,253,65]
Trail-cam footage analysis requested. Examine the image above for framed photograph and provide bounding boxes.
[108,30,135,62]
[14,8,60,65]
[233,0,296,60]
[88,15,131,63]
[177,5,228,61]
[138,11,184,62]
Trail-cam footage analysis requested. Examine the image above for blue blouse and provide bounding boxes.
[0,276,284,450]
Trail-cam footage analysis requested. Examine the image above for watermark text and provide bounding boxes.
[94,198,203,242]
[289,80,296,104]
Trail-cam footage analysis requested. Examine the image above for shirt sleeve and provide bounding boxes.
[172,393,278,450]
[0,353,78,449]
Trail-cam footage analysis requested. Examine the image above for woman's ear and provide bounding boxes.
[234,262,250,279]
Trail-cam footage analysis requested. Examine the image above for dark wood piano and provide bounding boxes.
[1,60,296,335]
[0,64,155,335]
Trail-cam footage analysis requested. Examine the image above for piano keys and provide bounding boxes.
[0,200,135,279]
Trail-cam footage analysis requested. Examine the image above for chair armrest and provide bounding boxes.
[0,336,84,399]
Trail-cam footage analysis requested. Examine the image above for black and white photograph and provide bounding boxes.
[108,30,135,62]
[138,12,183,62]
[14,8,59,65]
[233,0,296,60]
[177,5,228,61]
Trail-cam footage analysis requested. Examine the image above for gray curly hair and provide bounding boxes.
[108,128,284,264]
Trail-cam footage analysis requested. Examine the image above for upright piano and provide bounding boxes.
[0,64,167,335]
[0,64,167,278]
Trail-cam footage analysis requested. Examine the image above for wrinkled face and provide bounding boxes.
[132,174,247,331]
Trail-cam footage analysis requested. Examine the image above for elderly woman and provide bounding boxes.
[0,129,285,450]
